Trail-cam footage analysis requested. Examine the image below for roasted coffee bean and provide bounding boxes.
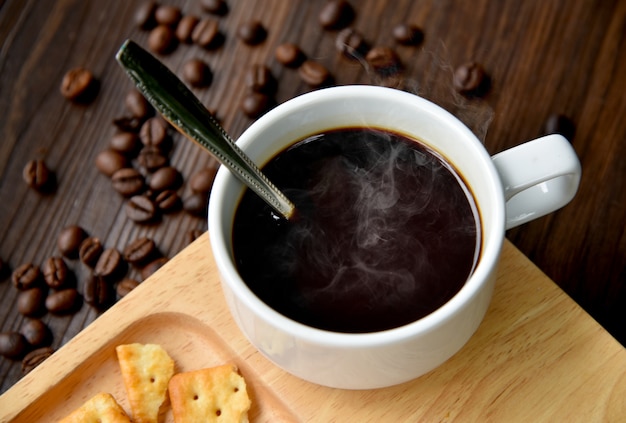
[123,237,157,265]
[42,257,68,289]
[110,132,141,156]
[126,195,158,223]
[22,159,51,191]
[135,0,157,29]
[125,89,152,119]
[79,237,103,267]
[141,257,169,280]
[112,168,145,197]
[298,60,331,87]
[85,275,115,309]
[117,278,140,298]
[176,15,200,43]
[113,116,144,133]
[185,229,205,245]
[155,189,181,212]
[336,27,369,58]
[275,43,306,67]
[46,288,80,314]
[182,59,212,88]
[22,346,54,375]
[453,62,489,95]
[189,165,218,193]
[148,24,177,54]
[545,114,576,141]
[241,92,274,118]
[245,64,276,94]
[60,67,97,102]
[319,0,354,30]
[392,23,424,45]
[140,117,168,148]
[200,0,228,15]
[137,146,168,172]
[17,288,46,317]
[12,263,41,290]
[20,319,52,347]
[366,47,403,77]
[237,20,266,45]
[94,248,123,279]
[154,5,181,27]
[183,192,209,216]
[95,149,129,177]
[0,332,29,359]
[149,166,181,191]
[192,18,222,49]
[57,225,88,258]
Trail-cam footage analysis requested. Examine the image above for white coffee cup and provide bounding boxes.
[208,86,581,389]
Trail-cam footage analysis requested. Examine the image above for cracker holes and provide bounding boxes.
[149,376,156,383]
[216,409,222,416]
[193,394,199,400]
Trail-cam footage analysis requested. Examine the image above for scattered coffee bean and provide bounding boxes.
[112,167,145,197]
[135,0,157,30]
[453,62,490,96]
[319,0,355,30]
[544,114,576,141]
[139,117,169,149]
[20,319,52,347]
[241,92,274,118]
[182,59,212,88]
[192,18,222,49]
[155,189,181,212]
[154,5,181,27]
[60,67,97,102]
[275,43,306,67]
[126,195,158,223]
[110,132,141,156]
[392,23,424,45]
[21,346,54,375]
[189,165,218,193]
[79,237,103,267]
[117,278,140,298]
[46,288,80,314]
[176,15,200,43]
[22,159,52,191]
[94,248,123,279]
[95,149,129,177]
[366,46,403,77]
[123,237,157,265]
[141,257,169,280]
[185,229,205,245]
[125,89,152,119]
[148,25,177,54]
[57,225,88,258]
[137,145,168,172]
[0,332,29,360]
[17,288,47,317]
[298,60,332,87]
[201,0,228,15]
[245,65,276,94]
[238,20,267,45]
[42,256,68,289]
[113,116,144,133]
[11,263,41,290]
[84,275,115,309]
[148,166,181,192]
[336,27,369,59]
[183,192,209,216]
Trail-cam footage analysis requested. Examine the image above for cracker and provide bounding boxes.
[59,392,131,423]
[168,364,251,423]
[115,343,175,423]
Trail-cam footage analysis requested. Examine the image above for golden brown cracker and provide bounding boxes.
[115,343,175,423]
[59,392,131,423]
[168,364,251,423]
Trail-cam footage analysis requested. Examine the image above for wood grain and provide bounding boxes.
[1,0,625,394]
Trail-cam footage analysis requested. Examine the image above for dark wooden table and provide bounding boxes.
[1,0,625,395]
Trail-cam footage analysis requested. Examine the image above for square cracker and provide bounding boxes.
[59,392,131,423]
[116,343,175,423]
[168,364,251,423]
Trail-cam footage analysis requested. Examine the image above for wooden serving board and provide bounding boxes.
[1,234,625,422]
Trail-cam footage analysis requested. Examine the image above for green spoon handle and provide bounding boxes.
[115,39,295,220]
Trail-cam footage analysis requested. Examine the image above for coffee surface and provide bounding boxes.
[233,128,480,333]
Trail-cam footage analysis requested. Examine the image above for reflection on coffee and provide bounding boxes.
[233,128,481,333]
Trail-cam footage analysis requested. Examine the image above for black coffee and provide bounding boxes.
[233,128,480,333]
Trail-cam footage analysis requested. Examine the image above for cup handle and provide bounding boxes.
[491,134,581,230]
